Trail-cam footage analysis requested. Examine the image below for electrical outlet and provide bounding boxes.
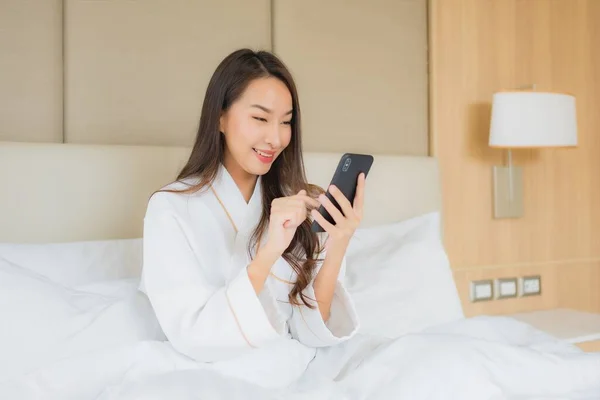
[470,280,494,302]
[519,275,541,296]
[495,278,518,299]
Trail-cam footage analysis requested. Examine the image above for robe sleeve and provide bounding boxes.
[141,210,285,363]
[288,246,360,348]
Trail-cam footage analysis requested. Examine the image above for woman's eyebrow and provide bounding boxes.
[250,104,293,115]
[250,104,271,113]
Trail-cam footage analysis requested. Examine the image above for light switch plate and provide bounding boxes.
[493,166,524,219]
[470,279,494,302]
[495,277,518,299]
[520,275,542,296]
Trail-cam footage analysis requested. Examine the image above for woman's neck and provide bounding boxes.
[222,155,257,203]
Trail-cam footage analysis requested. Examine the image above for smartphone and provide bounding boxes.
[311,153,374,233]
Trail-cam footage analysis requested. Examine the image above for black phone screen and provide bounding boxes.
[311,153,374,233]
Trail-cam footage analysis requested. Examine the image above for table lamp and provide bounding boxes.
[488,91,578,218]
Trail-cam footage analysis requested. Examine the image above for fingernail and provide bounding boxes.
[329,185,336,192]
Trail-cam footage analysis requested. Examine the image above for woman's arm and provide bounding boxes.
[247,189,320,294]
[246,245,281,293]
[141,191,297,363]
[287,236,359,347]
[286,175,365,347]
[313,238,349,321]
[311,174,365,320]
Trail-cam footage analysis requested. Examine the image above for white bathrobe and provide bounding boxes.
[139,164,359,387]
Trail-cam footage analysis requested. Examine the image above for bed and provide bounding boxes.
[0,141,599,400]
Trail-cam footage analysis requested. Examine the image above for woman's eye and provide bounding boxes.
[252,116,267,123]
[282,120,292,126]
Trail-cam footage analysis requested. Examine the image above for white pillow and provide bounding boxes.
[0,258,165,381]
[345,212,464,339]
[0,238,142,287]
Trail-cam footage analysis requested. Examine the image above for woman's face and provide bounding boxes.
[220,77,293,177]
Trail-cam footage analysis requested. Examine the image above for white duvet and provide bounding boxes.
[1,213,599,399]
[1,315,599,400]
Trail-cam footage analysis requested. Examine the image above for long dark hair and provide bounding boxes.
[159,49,323,308]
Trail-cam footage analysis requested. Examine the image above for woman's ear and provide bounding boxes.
[219,113,226,135]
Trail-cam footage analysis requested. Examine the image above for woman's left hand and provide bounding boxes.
[311,173,366,245]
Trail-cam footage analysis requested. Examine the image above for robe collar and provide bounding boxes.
[211,164,263,236]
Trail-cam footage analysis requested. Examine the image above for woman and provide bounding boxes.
[140,48,365,387]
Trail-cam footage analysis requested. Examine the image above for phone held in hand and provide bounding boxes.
[311,153,374,233]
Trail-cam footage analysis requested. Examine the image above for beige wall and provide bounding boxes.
[4,0,599,315]
[0,0,63,142]
[1,0,429,155]
[64,0,271,146]
[430,0,600,316]
[274,0,428,155]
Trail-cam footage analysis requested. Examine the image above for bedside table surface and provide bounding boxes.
[510,308,600,343]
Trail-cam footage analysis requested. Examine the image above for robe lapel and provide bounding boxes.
[211,165,263,234]
[211,165,264,280]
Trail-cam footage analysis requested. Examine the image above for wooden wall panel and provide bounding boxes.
[430,0,600,314]
[557,261,600,313]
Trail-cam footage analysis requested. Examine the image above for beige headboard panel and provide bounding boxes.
[273,0,429,155]
[0,142,189,243]
[0,142,440,243]
[0,0,63,142]
[64,0,271,146]
[1,1,429,155]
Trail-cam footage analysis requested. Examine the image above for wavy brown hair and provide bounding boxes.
[158,49,323,308]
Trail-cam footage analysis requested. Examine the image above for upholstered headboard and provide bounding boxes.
[1,1,428,155]
[0,142,440,243]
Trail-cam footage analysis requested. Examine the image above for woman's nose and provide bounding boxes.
[265,123,282,148]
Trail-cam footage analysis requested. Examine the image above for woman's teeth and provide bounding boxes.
[253,149,273,157]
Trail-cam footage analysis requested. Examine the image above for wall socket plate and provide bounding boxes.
[470,279,494,302]
[495,277,518,299]
[519,275,542,296]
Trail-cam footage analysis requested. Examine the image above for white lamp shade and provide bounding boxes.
[489,92,578,148]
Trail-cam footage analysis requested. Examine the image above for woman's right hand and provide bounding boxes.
[248,190,319,294]
[262,190,320,257]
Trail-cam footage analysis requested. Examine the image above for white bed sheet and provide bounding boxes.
[1,213,599,399]
[1,313,599,400]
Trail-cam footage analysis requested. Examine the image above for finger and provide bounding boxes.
[279,200,306,213]
[283,198,304,210]
[286,206,307,225]
[296,208,306,226]
[317,193,345,224]
[293,197,318,210]
[279,211,302,229]
[283,219,301,229]
[285,203,307,220]
[275,199,308,216]
[354,173,366,217]
[296,189,306,196]
[328,185,354,218]
[311,209,335,233]
[296,195,320,209]
[280,196,318,210]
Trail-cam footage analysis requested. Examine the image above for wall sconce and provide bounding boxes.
[488,90,578,218]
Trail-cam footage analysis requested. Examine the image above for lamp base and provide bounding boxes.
[492,166,523,219]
